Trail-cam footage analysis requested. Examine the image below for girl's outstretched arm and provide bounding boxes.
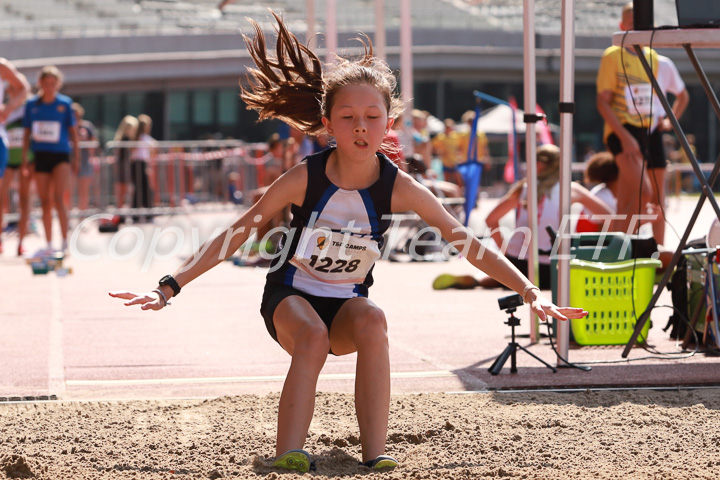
[109,163,308,310]
[391,171,587,322]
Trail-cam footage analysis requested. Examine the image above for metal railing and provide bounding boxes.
[2,141,715,223]
[1,140,274,222]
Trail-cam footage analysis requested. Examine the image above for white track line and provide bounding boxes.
[48,275,66,397]
[66,370,455,387]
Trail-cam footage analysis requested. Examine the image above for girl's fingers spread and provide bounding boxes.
[109,291,136,299]
[559,307,588,319]
[124,295,152,306]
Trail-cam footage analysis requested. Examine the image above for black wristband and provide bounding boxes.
[158,275,181,297]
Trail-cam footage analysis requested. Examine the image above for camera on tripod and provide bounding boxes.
[497,293,524,312]
[489,292,557,375]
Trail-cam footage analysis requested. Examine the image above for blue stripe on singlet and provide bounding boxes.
[283,264,297,286]
[312,184,339,221]
[358,189,381,241]
[284,184,338,287]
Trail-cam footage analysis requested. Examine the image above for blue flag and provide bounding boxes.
[456,102,484,226]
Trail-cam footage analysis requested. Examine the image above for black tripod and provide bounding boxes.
[488,304,557,376]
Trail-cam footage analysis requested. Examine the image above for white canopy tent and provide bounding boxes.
[473,104,559,137]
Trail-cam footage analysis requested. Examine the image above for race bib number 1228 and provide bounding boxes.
[289,227,380,284]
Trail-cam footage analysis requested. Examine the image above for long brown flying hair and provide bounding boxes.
[240,11,404,137]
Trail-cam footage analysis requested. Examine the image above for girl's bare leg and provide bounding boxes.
[330,297,390,463]
[272,296,330,455]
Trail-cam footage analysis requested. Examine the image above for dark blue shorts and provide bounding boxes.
[260,281,354,353]
[34,151,70,174]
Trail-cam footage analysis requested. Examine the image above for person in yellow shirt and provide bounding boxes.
[431,118,463,186]
[597,2,665,243]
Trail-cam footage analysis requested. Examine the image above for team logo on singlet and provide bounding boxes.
[57,105,66,113]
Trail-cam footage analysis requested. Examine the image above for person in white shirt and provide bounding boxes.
[648,53,689,245]
[129,114,156,221]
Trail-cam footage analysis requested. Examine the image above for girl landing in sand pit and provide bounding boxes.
[110,12,587,473]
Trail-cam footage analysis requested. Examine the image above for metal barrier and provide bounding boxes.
[100,139,272,212]
[1,139,275,222]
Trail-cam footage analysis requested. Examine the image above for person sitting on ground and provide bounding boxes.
[576,151,618,233]
[433,144,614,291]
[110,13,587,474]
[578,151,672,268]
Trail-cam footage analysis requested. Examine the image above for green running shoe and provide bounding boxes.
[272,449,312,473]
[432,274,477,290]
[363,455,398,470]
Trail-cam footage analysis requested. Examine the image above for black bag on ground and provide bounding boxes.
[664,238,706,340]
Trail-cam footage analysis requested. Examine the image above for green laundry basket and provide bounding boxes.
[549,232,636,339]
[568,258,661,345]
[551,232,634,304]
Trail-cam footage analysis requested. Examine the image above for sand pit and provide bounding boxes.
[1,389,719,479]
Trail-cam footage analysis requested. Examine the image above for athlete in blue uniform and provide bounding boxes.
[22,66,79,254]
[111,13,588,474]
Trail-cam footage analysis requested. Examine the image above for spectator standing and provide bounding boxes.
[129,114,156,221]
[112,115,138,208]
[456,109,490,179]
[0,59,31,255]
[410,109,432,165]
[72,102,98,212]
[596,2,688,246]
[431,118,463,187]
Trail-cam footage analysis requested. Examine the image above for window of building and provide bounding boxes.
[193,90,214,126]
[218,88,239,126]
